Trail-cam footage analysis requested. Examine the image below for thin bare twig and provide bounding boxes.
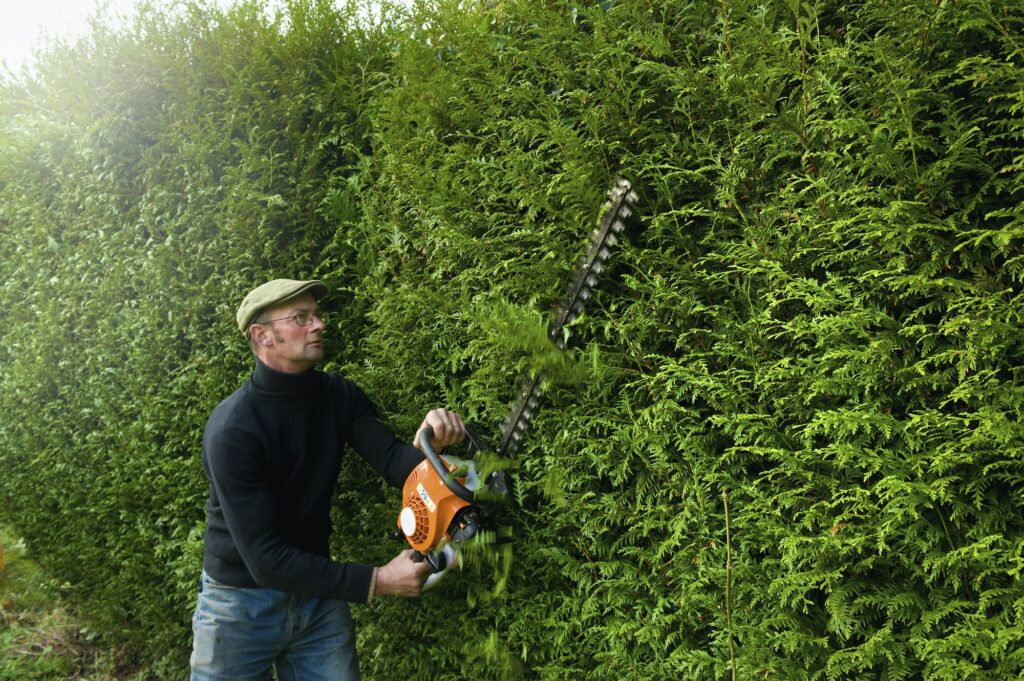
[723,489,737,681]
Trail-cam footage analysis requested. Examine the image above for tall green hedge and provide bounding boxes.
[1,0,1022,678]
[0,0,398,660]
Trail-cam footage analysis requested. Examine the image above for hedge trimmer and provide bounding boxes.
[396,178,638,588]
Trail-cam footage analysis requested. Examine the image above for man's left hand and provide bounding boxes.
[415,408,466,451]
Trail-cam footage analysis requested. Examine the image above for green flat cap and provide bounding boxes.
[237,278,327,335]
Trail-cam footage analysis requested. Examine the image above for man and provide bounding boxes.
[191,278,464,680]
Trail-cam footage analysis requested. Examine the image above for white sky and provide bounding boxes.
[0,0,409,73]
[1,0,142,72]
[0,1,298,73]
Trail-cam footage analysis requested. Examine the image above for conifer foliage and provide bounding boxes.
[0,0,1021,678]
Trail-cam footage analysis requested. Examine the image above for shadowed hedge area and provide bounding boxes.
[1,0,1022,678]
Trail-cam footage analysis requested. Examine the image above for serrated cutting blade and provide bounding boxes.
[496,177,636,456]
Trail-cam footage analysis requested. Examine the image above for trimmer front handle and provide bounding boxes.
[416,425,475,502]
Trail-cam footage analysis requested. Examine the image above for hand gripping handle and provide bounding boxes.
[411,544,458,590]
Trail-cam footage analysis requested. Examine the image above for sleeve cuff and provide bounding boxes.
[366,566,379,604]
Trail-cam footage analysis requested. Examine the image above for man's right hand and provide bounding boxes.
[375,549,433,598]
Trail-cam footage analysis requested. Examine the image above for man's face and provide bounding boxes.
[251,292,324,373]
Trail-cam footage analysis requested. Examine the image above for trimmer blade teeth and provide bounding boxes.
[497,176,637,456]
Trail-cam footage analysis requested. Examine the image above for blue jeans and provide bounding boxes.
[190,571,360,681]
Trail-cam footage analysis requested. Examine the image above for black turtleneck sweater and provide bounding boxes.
[200,358,423,603]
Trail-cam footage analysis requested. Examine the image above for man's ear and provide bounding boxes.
[250,323,272,346]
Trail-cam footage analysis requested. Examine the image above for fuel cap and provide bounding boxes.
[399,506,417,536]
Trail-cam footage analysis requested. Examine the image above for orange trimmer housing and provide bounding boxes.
[398,456,471,553]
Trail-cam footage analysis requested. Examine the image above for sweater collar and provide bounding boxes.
[251,357,321,395]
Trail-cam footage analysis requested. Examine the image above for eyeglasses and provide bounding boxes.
[257,311,327,327]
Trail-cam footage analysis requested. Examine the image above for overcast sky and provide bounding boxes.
[1,0,142,71]
[0,0,409,73]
